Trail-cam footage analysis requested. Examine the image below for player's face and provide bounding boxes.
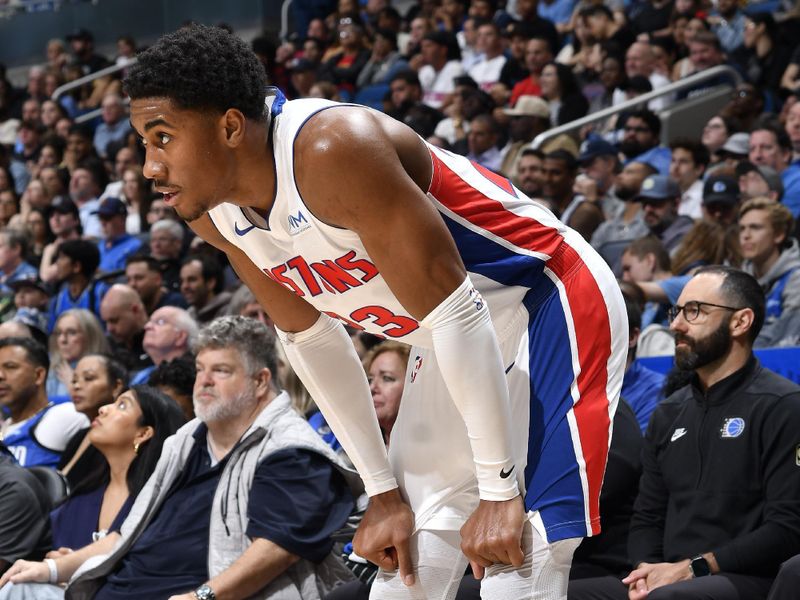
[130,98,231,222]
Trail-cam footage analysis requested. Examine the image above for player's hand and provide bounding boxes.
[353,488,416,586]
[460,496,525,579]
[0,560,50,588]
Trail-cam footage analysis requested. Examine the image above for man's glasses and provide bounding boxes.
[668,300,743,323]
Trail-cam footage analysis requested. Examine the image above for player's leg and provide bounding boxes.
[369,529,468,600]
[480,515,580,600]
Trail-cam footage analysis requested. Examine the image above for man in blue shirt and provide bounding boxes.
[92,94,132,159]
[96,197,142,273]
[47,239,107,333]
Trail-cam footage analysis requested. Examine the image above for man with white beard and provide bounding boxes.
[0,317,361,600]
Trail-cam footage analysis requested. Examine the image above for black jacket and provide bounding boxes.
[628,356,800,577]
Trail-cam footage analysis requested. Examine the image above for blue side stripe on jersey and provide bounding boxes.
[441,213,590,540]
[524,290,591,541]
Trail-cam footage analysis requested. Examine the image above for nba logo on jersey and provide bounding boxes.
[288,210,311,235]
[410,355,423,383]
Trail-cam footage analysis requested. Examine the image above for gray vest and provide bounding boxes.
[66,392,362,600]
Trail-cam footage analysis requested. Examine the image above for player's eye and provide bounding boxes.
[160,133,171,145]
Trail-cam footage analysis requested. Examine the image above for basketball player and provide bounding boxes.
[125,25,627,599]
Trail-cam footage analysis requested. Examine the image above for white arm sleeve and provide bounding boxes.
[276,313,398,497]
[421,276,519,501]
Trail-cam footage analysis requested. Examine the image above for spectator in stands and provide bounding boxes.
[417,30,462,110]
[136,305,198,385]
[95,198,142,273]
[99,285,150,374]
[66,28,111,77]
[0,308,48,349]
[620,109,670,175]
[737,162,783,203]
[591,161,655,265]
[0,337,87,467]
[63,125,98,174]
[148,219,184,290]
[785,101,800,162]
[707,0,744,54]
[68,166,103,239]
[465,113,503,171]
[731,14,792,101]
[318,17,370,99]
[679,31,730,99]
[434,85,492,148]
[0,443,52,575]
[468,21,507,91]
[748,125,799,217]
[700,115,734,166]
[39,196,80,285]
[572,266,800,600]
[618,288,666,433]
[497,21,530,90]
[99,147,138,202]
[720,83,764,135]
[287,58,319,100]
[510,35,554,106]
[576,137,623,219]
[386,70,442,138]
[148,355,197,420]
[539,62,589,125]
[515,147,545,198]
[180,255,233,325]
[47,240,106,334]
[0,229,37,295]
[47,309,109,399]
[365,340,410,445]
[543,150,605,241]
[8,274,48,313]
[622,236,674,326]
[499,95,551,180]
[124,254,187,315]
[637,174,694,252]
[716,131,750,171]
[58,354,126,492]
[93,94,131,159]
[51,385,185,554]
[613,41,671,111]
[118,166,151,235]
[701,173,741,227]
[0,317,361,599]
[581,5,635,53]
[739,198,800,346]
[669,138,709,220]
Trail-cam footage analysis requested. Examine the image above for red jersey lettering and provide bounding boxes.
[311,260,363,293]
[335,251,379,282]
[268,264,305,297]
[287,256,324,296]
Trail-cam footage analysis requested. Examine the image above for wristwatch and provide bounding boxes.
[193,584,216,600]
[689,555,711,578]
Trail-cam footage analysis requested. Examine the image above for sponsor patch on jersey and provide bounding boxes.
[671,427,687,442]
[720,417,745,438]
[288,210,311,235]
[469,287,485,311]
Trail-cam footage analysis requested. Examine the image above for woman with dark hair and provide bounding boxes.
[24,207,53,268]
[58,354,128,493]
[50,385,185,552]
[539,62,589,125]
[731,13,792,102]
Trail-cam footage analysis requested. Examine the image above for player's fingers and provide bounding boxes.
[470,560,485,580]
[506,539,525,567]
[394,536,415,586]
[375,548,398,572]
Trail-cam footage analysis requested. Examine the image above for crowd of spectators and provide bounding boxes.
[0,0,799,597]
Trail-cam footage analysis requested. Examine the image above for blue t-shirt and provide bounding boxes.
[782,162,800,218]
[50,486,133,550]
[96,427,353,598]
[47,281,109,333]
[98,235,143,273]
[621,361,666,433]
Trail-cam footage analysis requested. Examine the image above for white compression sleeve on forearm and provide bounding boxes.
[276,313,398,497]
[421,276,519,501]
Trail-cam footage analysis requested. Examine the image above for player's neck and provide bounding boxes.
[226,122,277,215]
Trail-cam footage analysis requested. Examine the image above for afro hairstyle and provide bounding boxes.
[124,24,267,121]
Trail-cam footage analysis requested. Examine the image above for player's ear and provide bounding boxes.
[220,108,246,148]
